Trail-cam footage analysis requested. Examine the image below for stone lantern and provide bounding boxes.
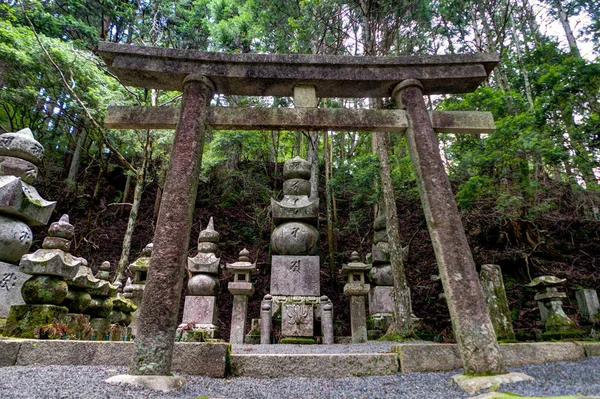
[341,251,371,343]
[125,242,152,337]
[226,248,256,344]
[527,275,584,339]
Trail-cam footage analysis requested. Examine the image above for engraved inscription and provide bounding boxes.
[289,260,301,272]
[288,160,301,169]
[290,227,299,238]
[291,180,299,192]
[29,143,44,157]
[0,136,15,149]
[0,273,17,291]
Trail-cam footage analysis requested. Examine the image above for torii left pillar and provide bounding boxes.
[130,75,214,375]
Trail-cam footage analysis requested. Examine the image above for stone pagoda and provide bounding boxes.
[0,128,55,318]
[5,215,82,337]
[177,217,221,340]
[124,242,152,337]
[267,156,332,343]
[226,248,257,344]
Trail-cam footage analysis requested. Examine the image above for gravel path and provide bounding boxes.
[0,357,599,399]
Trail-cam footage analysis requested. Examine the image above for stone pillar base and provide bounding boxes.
[5,304,68,338]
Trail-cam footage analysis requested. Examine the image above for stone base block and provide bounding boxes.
[4,304,68,338]
[580,342,600,357]
[177,324,219,341]
[90,318,111,340]
[270,256,320,296]
[393,342,586,373]
[0,261,27,317]
[369,286,394,314]
[230,353,398,377]
[281,302,314,337]
[0,340,229,377]
[181,296,218,325]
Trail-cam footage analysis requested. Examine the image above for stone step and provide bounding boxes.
[230,353,399,378]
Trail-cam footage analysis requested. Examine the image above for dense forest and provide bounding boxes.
[1,0,598,340]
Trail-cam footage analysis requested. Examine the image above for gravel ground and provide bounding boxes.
[231,340,432,354]
[0,357,599,399]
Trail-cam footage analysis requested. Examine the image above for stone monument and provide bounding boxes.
[87,261,118,340]
[266,156,333,343]
[479,264,515,341]
[5,215,81,338]
[0,128,56,318]
[527,275,584,339]
[227,248,256,344]
[177,218,221,340]
[124,243,152,337]
[576,289,600,323]
[341,252,371,343]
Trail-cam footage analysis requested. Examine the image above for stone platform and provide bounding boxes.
[0,339,598,378]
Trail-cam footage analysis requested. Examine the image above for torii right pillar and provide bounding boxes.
[393,79,505,375]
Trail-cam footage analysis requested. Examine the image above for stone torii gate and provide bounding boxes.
[98,42,505,376]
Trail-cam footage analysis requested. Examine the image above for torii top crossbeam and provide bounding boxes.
[98,42,498,97]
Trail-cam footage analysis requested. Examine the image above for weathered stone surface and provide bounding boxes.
[368,264,394,286]
[90,317,112,339]
[87,297,114,318]
[7,340,229,377]
[479,264,515,340]
[187,274,219,296]
[106,106,497,134]
[228,281,254,296]
[181,296,218,325]
[0,339,20,366]
[230,353,399,377]
[42,237,70,252]
[0,260,27,317]
[394,342,587,373]
[270,256,320,296]
[229,295,249,344]
[283,157,311,179]
[68,265,102,290]
[0,129,44,165]
[576,289,600,322]
[0,176,56,226]
[20,249,84,280]
[21,275,68,305]
[397,80,504,374]
[349,296,368,343]
[187,254,219,274]
[344,283,371,296]
[281,303,314,337]
[4,304,68,338]
[283,178,311,196]
[500,342,585,366]
[271,198,319,227]
[0,156,38,184]
[580,342,600,357]
[271,222,319,255]
[87,280,118,297]
[106,374,186,392]
[0,215,32,263]
[63,289,92,313]
[99,42,498,96]
[369,286,395,314]
[453,372,534,395]
[293,85,317,108]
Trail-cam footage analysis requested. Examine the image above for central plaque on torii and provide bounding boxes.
[98,42,505,376]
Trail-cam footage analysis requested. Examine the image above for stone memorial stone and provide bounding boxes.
[282,303,314,337]
[125,243,152,337]
[227,248,256,344]
[527,275,584,339]
[341,252,371,343]
[270,255,320,296]
[0,261,28,317]
[177,218,221,340]
[576,289,600,323]
[479,264,515,341]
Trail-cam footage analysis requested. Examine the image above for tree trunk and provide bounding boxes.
[553,0,580,56]
[510,15,534,109]
[375,132,413,336]
[67,128,88,182]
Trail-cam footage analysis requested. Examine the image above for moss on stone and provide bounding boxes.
[4,304,68,338]
[542,329,586,341]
